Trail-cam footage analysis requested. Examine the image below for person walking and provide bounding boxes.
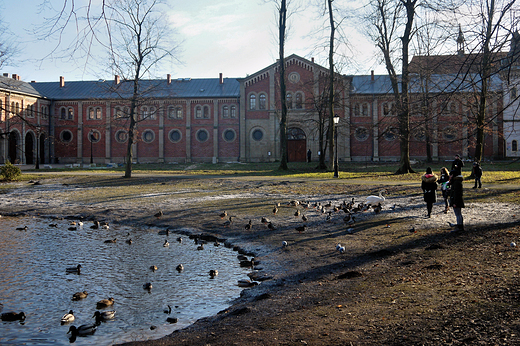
[438,167,450,214]
[307,149,312,163]
[449,166,465,231]
[472,161,483,188]
[421,167,438,218]
[451,154,464,172]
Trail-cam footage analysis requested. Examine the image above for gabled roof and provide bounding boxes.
[30,77,240,101]
[409,53,508,75]
[241,54,329,82]
[0,75,44,98]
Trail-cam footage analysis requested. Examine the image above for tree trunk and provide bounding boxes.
[278,0,288,170]
[327,0,335,173]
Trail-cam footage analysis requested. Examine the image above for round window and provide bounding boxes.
[354,127,369,141]
[413,127,426,141]
[60,130,73,143]
[142,130,155,143]
[252,129,263,141]
[169,129,182,143]
[115,130,128,143]
[443,126,457,141]
[196,129,209,142]
[223,129,236,142]
[383,128,398,141]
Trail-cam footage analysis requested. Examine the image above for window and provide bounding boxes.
[286,93,293,109]
[249,94,256,110]
[203,106,209,118]
[169,129,182,143]
[259,94,267,110]
[196,129,209,142]
[449,102,457,116]
[354,127,369,141]
[413,127,426,141]
[512,140,518,152]
[148,106,157,120]
[61,107,67,119]
[223,129,236,142]
[222,105,229,118]
[230,105,236,118]
[68,107,74,120]
[115,106,124,118]
[443,126,457,141]
[383,102,394,116]
[176,107,183,119]
[15,102,19,116]
[252,129,263,141]
[383,127,398,141]
[142,130,155,143]
[88,107,101,120]
[362,103,369,117]
[295,92,303,109]
[60,130,73,143]
[41,106,48,119]
[195,105,202,118]
[89,131,101,143]
[353,104,360,117]
[141,106,149,119]
[115,130,128,143]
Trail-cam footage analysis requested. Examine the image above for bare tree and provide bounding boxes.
[278,0,289,170]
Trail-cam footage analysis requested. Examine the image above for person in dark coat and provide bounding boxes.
[451,154,464,172]
[449,166,465,231]
[472,161,483,188]
[307,149,312,163]
[421,167,438,218]
[438,167,450,213]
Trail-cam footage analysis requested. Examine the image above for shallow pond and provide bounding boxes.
[0,216,252,345]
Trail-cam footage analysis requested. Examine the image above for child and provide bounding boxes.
[438,167,450,213]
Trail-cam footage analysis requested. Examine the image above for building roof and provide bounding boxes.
[0,75,44,98]
[30,77,240,101]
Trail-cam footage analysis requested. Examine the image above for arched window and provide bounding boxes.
[96,107,102,119]
[286,93,293,109]
[195,105,202,118]
[259,94,267,110]
[148,106,156,120]
[222,105,229,118]
[203,105,209,118]
[176,107,183,119]
[362,103,369,117]
[68,107,74,120]
[15,102,19,115]
[353,104,360,116]
[512,140,518,152]
[141,106,149,119]
[168,106,175,119]
[249,94,256,110]
[61,107,67,119]
[295,92,303,109]
[230,105,236,118]
[383,102,394,116]
[114,106,123,118]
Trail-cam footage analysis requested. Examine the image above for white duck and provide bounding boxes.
[61,310,75,324]
[365,190,386,206]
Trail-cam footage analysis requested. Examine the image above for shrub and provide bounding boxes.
[1,161,22,181]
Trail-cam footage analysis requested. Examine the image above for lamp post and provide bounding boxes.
[333,115,340,178]
[89,131,96,164]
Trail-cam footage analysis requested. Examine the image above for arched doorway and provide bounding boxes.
[25,132,35,164]
[287,127,307,162]
[8,131,18,164]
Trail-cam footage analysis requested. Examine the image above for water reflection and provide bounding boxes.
[0,216,252,345]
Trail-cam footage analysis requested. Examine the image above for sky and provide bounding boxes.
[0,0,382,83]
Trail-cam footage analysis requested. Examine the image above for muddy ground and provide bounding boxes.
[1,174,520,345]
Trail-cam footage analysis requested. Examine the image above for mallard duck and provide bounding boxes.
[261,217,270,224]
[244,220,252,230]
[91,221,100,229]
[143,282,152,290]
[154,210,163,218]
[209,269,218,277]
[163,239,170,247]
[126,238,133,245]
[101,224,110,230]
[219,211,227,219]
[1,311,26,321]
[72,291,88,300]
[93,310,116,324]
[294,210,300,217]
[272,206,278,215]
[150,265,158,272]
[176,236,182,243]
[61,310,75,324]
[104,238,117,243]
[295,225,307,233]
[96,297,114,309]
[66,264,82,274]
[67,324,97,336]
[16,226,28,231]
[267,222,276,230]
[237,279,258,287]
[223,216,234,227]
[197,243,204,250]
[176,264,184,272]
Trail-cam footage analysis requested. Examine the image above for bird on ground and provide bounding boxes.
[336,243,342,251]
[273,206,278,215]
[164,305,172,314]
[209,269,219,277]
[61,310,75,324]
[143,282,152,290]
[344,215,356,225]
[338,246,346,254]
[93,310,116,325]
[245,220,252,230]
[150,265,158,272]
[70,221,77,226]
[1,311,26,321]
[176,264,184,272]
[104,238,117,243]
[289,200,300,207]
[302,214,308,222]
[294,210,300,217]
[67,324,97,337]
[154,210,163,218]
[219,211,227,219]
[78,221,83,227]
[325,212,333,222]
[365,190,386,206]
[96,298,115,309]
[166,317,179,323]
[177,236,182,243]
[213,240,220,246]
[68,226,77,231]
[126,238,133,245]
[72,291,88,300]
[163,239,170,247]
[238,279,259,287]
[261,217,270,224]
[91,221,100,229]
[282,241,288,248]
[223,216,234,227]
[49,223,58,227]
[197,243,205,250]
[409,226,417,234]
[295,225,307,233]
[267,222,276,230]
[373,203,382,214]
[16,226,28,231]
[66,264,82,274]
[101,224,110,230]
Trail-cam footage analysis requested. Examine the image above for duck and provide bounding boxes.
[272,206,278,215]
[66,264,82,274]
[223,216,234,227]
[176,264,184,272]
[213,240,220,247]
[237,279,258,287]
[93,310,116,324]
[282,240,288,248]
[16,226,28,231]
[163,239,170,247]
[338,246,346,254]
[91,221,100,229]
[61,310,75,324]
[68,226,77,231]
[49,223,58,227]
[104,238,117,243]
[166,317,178,323]
[294,210,301,217]
[244,220,252,230]
[126,238,133,245]
[209,269,219,277]
[143,282,153,290]
[163,305,172,314]
[261,217,270,224]
[154,210,163,218]
[219,211,228,219]
[267,222,276,230]
[101,224,110,230]
[295,225,307,233]
[67,324,97,337]
[72,291,88,300]
[1,311,26,321]
[197,243,205,250]
[96,297,115,309]
[373,203,382,214]
[177,236,182,243]
[150,265,158,272]
[302,214,308,222]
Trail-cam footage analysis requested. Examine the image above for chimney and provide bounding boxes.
[60,76,65,88]
[115,75,120,85]
[12,74,18,80]
[31,81,36,83]
[219,73,223,84]
[167,74,171,85]
[371,70,374,81]
[3,73,9,78]
[311,57,315,63]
